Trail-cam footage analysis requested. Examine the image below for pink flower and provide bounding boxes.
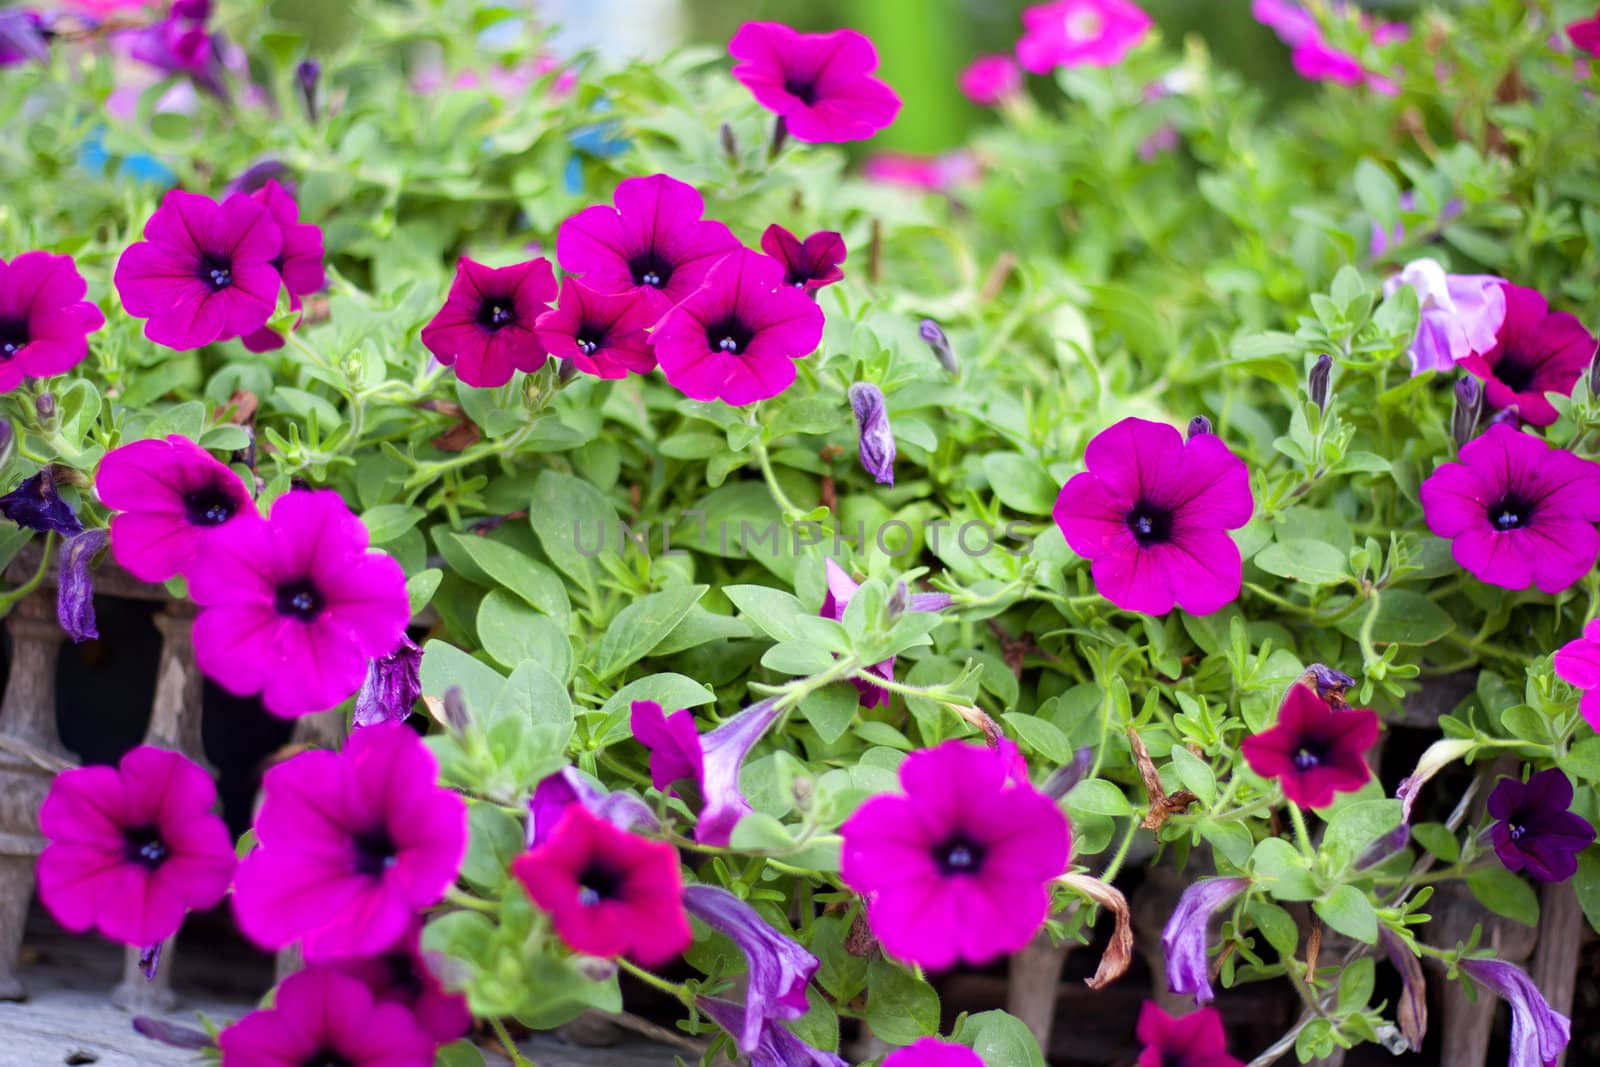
[1015,0,1152,73]
[330,919,471,1043]
[510,804,691,967]
[820,560,951,707]
[1457,282,1596,427]
[1291,40,1366,86]
[729,21,901,144]
[1054,417,1253,616]
[652,247,825,405]
[1555,619,1600,732]
[0,251,104,391]
[885,1039,983,1066]
[240,179,325,353]
[37,746,235,948]
[232,722,466,960]
[1420,423,1600,593]
[96,435,255,583]
[861,151,981,190]
[533,276,656,380]
[1382,258,1507,375]
[186,489,410,717]
[631,698,781,846]
[959,54,1023,105]
[420,256,557,389]
[1241,684,1379,808]
[1567,9,1600,56]
[839,741,1071,970]
[1136,1001,1244,1067]
[217,967,437,1067]
[556,173,739,315]
[1255,0,1401,94]
[760,225,846,293]
[114,189,282,350]
[1252,0,1318,46]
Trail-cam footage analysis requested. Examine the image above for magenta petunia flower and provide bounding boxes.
[1567,10,1600,56]
[232,722,466,961]
[959,54,1023,106]
[1015,0,1152,73]
[1290,39,1365,86]
[862,150,981,191]
[1418,423,1600,594]
[0,251,104,390]
[96,434,255,584]
[330,918,471,1043]
[1457,283,1595,427]
[1382,258,1507,375]
[631,698,780,846]
[1162,877,1250,1005]
[186,489,410,717]
[759,225,846,293]
[1240,683,1379,808]
[682,885,819,1055]
[652,247,825,406]
[1252,0,1317,45]
[1135,1001,1244,1067]
[821,560,951,707]
[114,190,283,351]
[556,174,739,314]
[533,276,656,380]
[1487,769,1596,883]
[1458,958,1570,1067]
[1555,619,1600,732]
[420,256,557,389]
[37,746,235,948]
[1255,0,1400,93]
[216,966,437,1067]
[884,1039,983,1067]
[510,804,691,967]
[728,21,901,144]
[699,997,847,1067]
[839,741,1071,971]
[1054,417,1253,616]
[240,179,326,353]
[352,634,423,728]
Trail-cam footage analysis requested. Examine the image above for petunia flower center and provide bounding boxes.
[627,250,673,289]
[477,300,516,332]
[382,951,425,999]
[0,318,28,358]
[1065,11,1104,41]
[1124,501,1174,546]
[782,75,817,104]
[183,485,238,527]
[1291,744,1324,771]
[123,826,169,869]
[933,834,987,876]
[1487,492,1533,532]
[351,826,399,878]
[576,862,622,906]
[1493,356,1536,393]
[302,1049,354,1067]
[1507,821,1528,842]
[706,316,755,356]
[197,253,233,291]
[575,326,606,356]
[274,578,325,621]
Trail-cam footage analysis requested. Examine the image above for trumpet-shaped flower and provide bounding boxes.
[96,435,255,583]
[216,967,436,1067]
[1458,283,1595,427]
[729,22,901,144]
[1240,684,1378,808]
[0,251,104,390]
[1487,769,1595,883]
[420,256,557,388]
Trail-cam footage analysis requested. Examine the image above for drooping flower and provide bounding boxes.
[556,173,739,314]
[0,11,49,67]
[849,382,895,486]
[1567,8,1600,57]
[1135,1001,1244,1067]
[526,766,659,848]
[58,528,108,643]
[0,251,105,390]
[114,190,283,351]
[1396,738,1476,822]
[1453,377,1484,448]
[682,885,818,1055]
[728,22,901,144]
[532,276,656,380]
[0,467,83,536]
[1555,619,1600,732]
[232,722,467,960]
[1382,259,1507,376]
[1457,958,1570,1067]
[1487,769,1596,883]
[240,179,326,353]
[652,247,825,406]
[216,967,437,1067]
[1240,683,1379,808]
[1054,417,1254,616]
[698,998,847,1067]
[186,489,409,717]
[1418,423,1600,594]
[839,740,1071,970]
[37,746,235,948]
[884,1039,983,1067]
[1161,877,1250,1004]
[95,435,255,583]
[959,54,1023,106]
[1458,283,1596,427]
[1378,927,1428,1052]
[331,919,471,1043]
[510,804,691,966]
[1015,0,1152,73]
[759,225,847,293]
[820,560,951,707]
[919,319,959,374]
[631,698,780,845]
[352,634,423,728]
[420,256,557,389]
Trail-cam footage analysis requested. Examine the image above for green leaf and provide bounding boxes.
[1411,822,1460,863]
[981,453,1059,516]
[1467,867,1540,926]
[528,470,621,595]
[762,640,838,677]
[809,915,868,1002]
[418,640,504,714]
[725,584,810,641]
[1575,850,1600,934]
[362,504,425,544]
[594,585,707,679]
[1561,737,1600,782]
[434,1040,486,1067]
[1337,590,1453,646]
[476,591,571,677]
[491,661,575,730]
[1003,713,1074,764]
[1319,799,1403,873]
[1067,778,1132,817]
[1314,885,1378,944]
[460,801,523,891]
[595,675,715,746]
[1199,821,1256,869]
[1354,159,1401,231]
[406,568,442,615]
[728,812,796,852]
[649,606,751,656]
[955,1010,1046,1067]
[451,534,570,620]
[1336,957,1376,1013]
[1254,538,1349,586]
[1251,837,1319,901]
[800,683,860,744]
[1168,745,1218,807]
[865,958,939,1045]
[1248,901,1299,959]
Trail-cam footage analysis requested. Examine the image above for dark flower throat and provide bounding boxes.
[197,253,233,291]
[577,862,622,907]
[183,485,237,527]
[627,250,673,289]
[352,826,398,877]
[1125,500,1174,546]
[274,578,325,621]
[477,300,515,332]
[706,316,754,355]
[933,834,986,876]
[0,318,27,359]
[124,826,169,869]
[1488,491,1533,532]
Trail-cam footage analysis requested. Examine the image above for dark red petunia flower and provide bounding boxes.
[729,21,901,144]
[1135,1000,1245,1067]
[759,225,846,293]
[1240,683,1379,808]
[420,256,557,388]
[1457,282,1595,427]
[533,275,656,380]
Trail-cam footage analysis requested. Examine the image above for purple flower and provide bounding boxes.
[729,22,901,144]
[1453,377,1484,448]
[631,698,780,846]
[698,998,847,1067]
[420,256,557,389]
[217,968,436,1067]
[919,318,959,374]
[1419,424,1600,594]
[57,528,108,643]
[296,59,320,120]
[527,766,659,848]
[848,382,895,486]
[1,468,81,536]
[0,11,49,67]
[352,634,423,727]
[240,179,326,353]
[821,560,952,707]
[1458,282,1596,428]
[681,885,818,1054]
[760,225,847,293]
[1487,769,1596,883]
[1382,259,1507,375]
[1378,927,1427,1052]
[222,159,291,198]
[129,6,227,98]
[1161,877,1250,1004]
[1458,958,1570,1067]
[96,435,254,583]
[1368,193,1465,259]
[1240,684,1379,808]
[0,251,105,390]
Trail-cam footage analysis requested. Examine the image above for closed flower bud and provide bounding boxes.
[0,468,83,536]
[441,686,471,735]
[719,122,739,165]
[1186,415,1211,439]
[1452,377,1482,448]
[886,580,910,619]
[1588,340,1600,399]
[1309,353,1333,411]
[296,59,320,121]
[34,391,54,423]
[57,528,108,643]
[918,318,959,375]
[848,382,896,486]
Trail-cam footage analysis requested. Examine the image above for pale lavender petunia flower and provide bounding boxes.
[1458,958,1570,1067]
[1382,258,1507,375]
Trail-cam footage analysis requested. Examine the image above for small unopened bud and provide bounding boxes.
[847,382,895,486]
[1186,415,1211,439]
[791,774,813,809]
[296,59,320,121]
[442,686,471,735]
[719,122,738,165]
[34,392,54,422]
[1308,354,1333,411]
[558,357,578,384]
[1452,376,1482,448]
[918,318,959,375]
[886,581,910,619]
[1587,340,1600,398]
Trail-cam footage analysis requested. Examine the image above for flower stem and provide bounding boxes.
[617,957,692,1004]
[490,1018,537,1067]
[1287,802,1315,859]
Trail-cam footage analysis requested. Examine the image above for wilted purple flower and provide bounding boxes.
[137,942,161,980]
[352,634,423,727]
[848,382,895,486]
[296,59,320,120]
[1305,663,1356,698]
[132,1016,212,1051]
[1161,877,1250,1004]
[1396,738,1474,822]
[698,998,845,1067]
[1186,415,1211,439]
[682,885,818,1055]
[918,319,958,375]
[1355,824,1410,869]
[1378,928,1427,1052]
[1308,354,1333,410]
[0,469,83,536]
[1453,377,1483,448]
[1383,259,1507,376]
[1487,769,1596,883]
[1458,958,1570,1067]
[632,699,780,846]
[526,766,658,848]
[57,529,107,643]
[0,11,49,67]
